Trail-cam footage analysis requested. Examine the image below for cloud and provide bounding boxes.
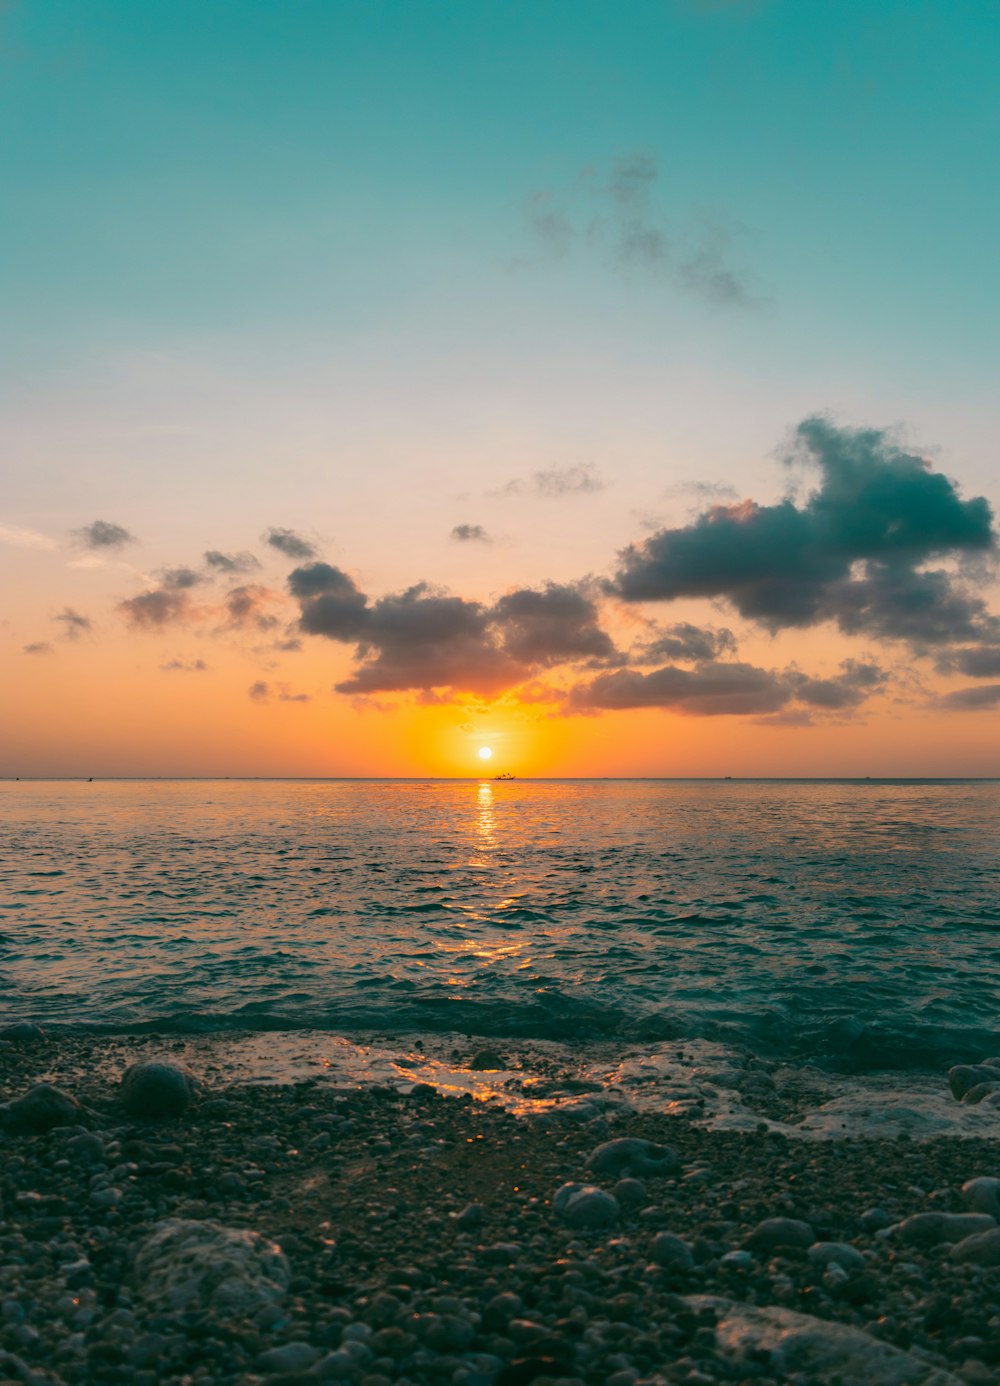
[493,583,617,666]
[0,523,56,551]
[248,680,310,704]
[54,607,91,641]
[224,584,281,631]
[451,524,492,543]
[522,154,754,305]
[73,520,135,550]
[204,549,260,574]
[943,645,1000,678]
[161,658,207,672]
[159,566,205,590]
[633,622,737,664]
[290,565,616,697]
[569,660,792,717]
[118,588,191,628]
[534,464,605,497]
[938,684,1000,711]
[23,641,52,654]
[791,658,888,710]
[613,416,995,647]
[496,464,606,499]
[264,527,316,560]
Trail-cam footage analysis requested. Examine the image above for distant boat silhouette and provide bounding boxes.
[494,772,516,781]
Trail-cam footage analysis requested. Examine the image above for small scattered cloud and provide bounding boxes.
[54,607,91,641]
[264,527,316,560]
[204,549,260,575]
[224,584,281,631]
[248,680,310,704]
[495,464,606,499]
[451,524,492,543]
[23,641,52,654]
[73,520,135,550]
[161,658,208,673]
[118,588,191,629]
[159,566,205,590]
[521,153,756,306]
[632,622,737,665]
[0,523,57,551]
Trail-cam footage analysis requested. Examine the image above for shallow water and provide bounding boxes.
[2,778,999,1071]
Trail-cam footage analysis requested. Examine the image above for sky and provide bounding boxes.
[2,0,999,777]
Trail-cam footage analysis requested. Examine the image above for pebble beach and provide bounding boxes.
[3,1028,1000,1386]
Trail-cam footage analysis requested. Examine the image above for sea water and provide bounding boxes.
[2,778,999,1073]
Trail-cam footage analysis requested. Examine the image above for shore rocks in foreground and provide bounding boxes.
[119,1059,196,1118]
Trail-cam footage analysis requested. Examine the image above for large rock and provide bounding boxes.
[686,1295,961,1385]
[119,1060,196,1118]
[950,1226,1000,1266]
[893,1212,995,1247]
[0,1022,46,1045]
[586,1137,679,1179]
[552,1182,619,1229]
[133,1219,290,1315]
[947,1064,1000,1101]
[0,1083,80,1134]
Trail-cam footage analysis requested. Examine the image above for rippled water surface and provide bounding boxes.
[2,779,999,1069]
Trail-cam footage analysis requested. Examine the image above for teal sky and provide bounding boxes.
[3,1,1000,775]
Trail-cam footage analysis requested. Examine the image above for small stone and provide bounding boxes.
[0,1021,46,1045]
[552,1182,619,1228]
[469,1050,505,1071]
[66,1131,106,1165]
[720,1250,754,1269]
[587,1137,679,1179]
[612,1177,647,1206]
[963,1176,1000,1218]
[744,1217,815,1252]
[1,1082,80,1134]
[119,1060,196,1118]
[90,1186,123,1209]
[455,1202,484,1229]
[807,1241,866,1272]
[258,1342,319,1373]
[960,1082,1000,1105]
[893,1212,995,1247]
[650,1231,694,1270]
[859,1207,892,1232]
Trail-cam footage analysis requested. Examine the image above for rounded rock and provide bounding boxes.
[650,1231,694,1270]
[950,1227,1000,1266]
[552,1182,619,1229]
[807,1241,866,1272]
[258,1342,318,1374]
[119,1060,196,1118]
[962,1176,1000,1219]
[133,1218,290,1315]
[744,1217,815,1253]
[947,1064,1000,1101]
[586,1137,679,1179]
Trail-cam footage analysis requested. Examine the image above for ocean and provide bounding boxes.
[2,777,999,1073]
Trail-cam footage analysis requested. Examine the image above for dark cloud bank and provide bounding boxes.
[284,417,997,717]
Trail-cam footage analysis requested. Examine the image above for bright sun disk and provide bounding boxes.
[478,746,493,760]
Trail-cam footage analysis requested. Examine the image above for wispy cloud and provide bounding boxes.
[54,607,92,641]
[451,523,492,544]
[0,523,57,551]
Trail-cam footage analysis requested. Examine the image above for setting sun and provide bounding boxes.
[478,746,493,761]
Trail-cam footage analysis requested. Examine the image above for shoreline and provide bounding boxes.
[1,1032,999,1384]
